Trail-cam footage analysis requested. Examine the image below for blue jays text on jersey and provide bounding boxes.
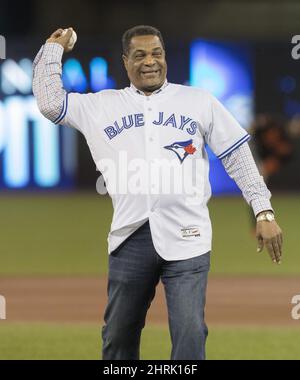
[104,112,198,140]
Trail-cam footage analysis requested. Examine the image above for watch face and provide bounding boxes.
[266,213,274,221]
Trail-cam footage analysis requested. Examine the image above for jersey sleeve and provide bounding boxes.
[55,92,99,133]
[203,91,250,159]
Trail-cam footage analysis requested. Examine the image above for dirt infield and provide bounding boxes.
[0,276,299,326]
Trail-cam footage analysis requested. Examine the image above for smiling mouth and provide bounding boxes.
[141,70,160,76]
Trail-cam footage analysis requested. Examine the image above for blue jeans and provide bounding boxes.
[102,221,210,360]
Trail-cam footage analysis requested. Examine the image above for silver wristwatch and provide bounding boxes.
[256,211,275,222]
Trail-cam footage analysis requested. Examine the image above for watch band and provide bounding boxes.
[256,212,275,222]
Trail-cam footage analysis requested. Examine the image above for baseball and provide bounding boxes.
[62,29,77,50]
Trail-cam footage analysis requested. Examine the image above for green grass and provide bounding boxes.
[206,326,300,360]
[0,323,300,360]
[209,195,299,275]
[0,193,298,275]
[0,193,111,275]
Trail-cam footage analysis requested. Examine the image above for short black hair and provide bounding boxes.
[122,25,165,56]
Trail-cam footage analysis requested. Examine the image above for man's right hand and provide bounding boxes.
[46,27,74,53]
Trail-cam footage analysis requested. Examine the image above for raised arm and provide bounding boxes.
[32,28,75,124]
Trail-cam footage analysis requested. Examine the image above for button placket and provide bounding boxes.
[146,101,159,153]
[144,97,160,213]
[144,98,152,212]
[146,99,160,213]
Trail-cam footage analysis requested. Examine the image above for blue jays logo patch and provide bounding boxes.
[164,139,197,164]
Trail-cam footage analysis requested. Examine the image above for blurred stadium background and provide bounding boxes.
[0,0,300,359]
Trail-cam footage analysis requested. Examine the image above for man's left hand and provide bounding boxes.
[256,217,283,264]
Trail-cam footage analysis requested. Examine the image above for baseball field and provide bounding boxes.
[0,193,299,360]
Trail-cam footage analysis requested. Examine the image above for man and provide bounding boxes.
[32,25,283,360]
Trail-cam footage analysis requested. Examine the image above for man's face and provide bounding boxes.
[123,35,167,94]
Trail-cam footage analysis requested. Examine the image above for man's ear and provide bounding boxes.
[122,54,128,71]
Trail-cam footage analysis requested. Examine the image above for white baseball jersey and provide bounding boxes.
[56,81,250,260]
